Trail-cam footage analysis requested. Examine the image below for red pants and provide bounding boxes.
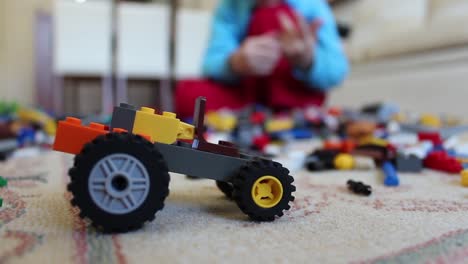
[175,3,326,118]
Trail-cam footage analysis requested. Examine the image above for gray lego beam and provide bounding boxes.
[110,103,137,132]
[154,143,247,182]
[0,139,17,152]
[396,153,423,173]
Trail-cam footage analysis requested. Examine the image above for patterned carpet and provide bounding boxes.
[1,148,468,264]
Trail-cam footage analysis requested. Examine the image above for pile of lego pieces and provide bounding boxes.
[202,102,468,190]
[0,102,57,160]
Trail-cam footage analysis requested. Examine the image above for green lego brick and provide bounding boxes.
[0,197,3,207]
[0,176,7,187]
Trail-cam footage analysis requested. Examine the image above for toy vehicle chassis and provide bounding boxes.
[55,97,295,233]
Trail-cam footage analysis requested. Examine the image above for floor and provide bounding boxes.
[1,141,467,264]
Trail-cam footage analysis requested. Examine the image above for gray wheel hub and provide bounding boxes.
[88,154,150,214]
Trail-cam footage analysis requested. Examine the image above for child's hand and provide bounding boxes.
[278,12,322,70]
[230,33,281,76]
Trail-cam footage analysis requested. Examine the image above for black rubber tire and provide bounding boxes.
[68,132,170,233]
[232,159,295,221]
[216,181,234,199]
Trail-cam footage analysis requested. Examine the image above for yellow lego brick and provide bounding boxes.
[359,137,388,147]
[334,154,355,170]
[206,111,237,132]
[266,118,294,133]
[461,170,468,187]
[420,114,441,128]
[132,108,194,144]
[18,108,57,135]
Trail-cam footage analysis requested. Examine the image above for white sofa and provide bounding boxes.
[340,0,468,63]
[330,0,468,115]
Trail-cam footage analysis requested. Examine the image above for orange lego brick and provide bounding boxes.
[112,128,128,133]
[53,117,109,155]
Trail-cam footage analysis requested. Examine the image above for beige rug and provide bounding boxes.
[1,148,468,264]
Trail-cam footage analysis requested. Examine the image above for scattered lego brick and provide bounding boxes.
[420,114,442,128]
[396,153,423,173]
[252,134,270,151]
[334,154,354,170]
[423,151,462,174]
[383,161,399,187]
[305,149,339,171]
[353,156,376,170]
[0,176,7,187]
[347,180,372,196]
[418,132,443,146]
[461,170,468,187]
[0,197,2,207]
[324,140,355,153]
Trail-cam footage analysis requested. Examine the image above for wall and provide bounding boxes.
[1,0,53,106]
[0,0,216,110]
[178,0,217,10]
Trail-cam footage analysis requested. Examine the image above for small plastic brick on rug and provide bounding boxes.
[0,176,7,188]
[347,180,372,196]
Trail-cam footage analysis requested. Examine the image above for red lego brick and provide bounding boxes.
[250,112,266,125]
[341,140,356,153]
[327,107,342,117]
[418,132,443,146]
[324,140,355,153]
[323,140,342,151]
[423,151,462,174]
[53,117,109,155]
[253,134,270,151]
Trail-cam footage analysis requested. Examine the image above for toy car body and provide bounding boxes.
[53,97,295,233]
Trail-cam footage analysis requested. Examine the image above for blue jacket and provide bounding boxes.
[202,0,349,91]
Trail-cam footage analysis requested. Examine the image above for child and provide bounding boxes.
[176,0,349,118]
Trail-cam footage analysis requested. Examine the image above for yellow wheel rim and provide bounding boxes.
[251,176,283,208]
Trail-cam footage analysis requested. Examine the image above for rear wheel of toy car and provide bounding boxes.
[68,132,170,233]
[232,159,295,221]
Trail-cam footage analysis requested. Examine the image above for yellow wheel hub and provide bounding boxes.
[251,176,283,208]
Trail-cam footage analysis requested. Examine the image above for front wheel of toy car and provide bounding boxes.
[68,132,170,233]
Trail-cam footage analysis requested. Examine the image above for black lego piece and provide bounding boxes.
[305,149,339,171]
[347,180,372,196]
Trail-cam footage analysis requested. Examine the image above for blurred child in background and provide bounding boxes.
[176,0,349,118]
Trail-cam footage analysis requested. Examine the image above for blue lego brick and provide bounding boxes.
[17,127,35,146]
[270,129,314,140]
[382,161,399,187]
[290,128,314,139]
